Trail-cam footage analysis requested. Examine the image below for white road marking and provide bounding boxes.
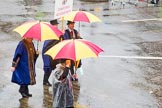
[121,18,162,22]
[99,55,162,60]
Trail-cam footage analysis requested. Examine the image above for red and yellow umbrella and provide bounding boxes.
[63,10,101,23]
[13,21,63,41]
[45,39,103,61]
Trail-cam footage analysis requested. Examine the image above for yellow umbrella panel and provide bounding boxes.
[45,39,104,61]
[63,11,101,23]
[13,21,63,41]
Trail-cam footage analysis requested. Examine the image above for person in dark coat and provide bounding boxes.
[11,37,39,98]
[63,21,82,80]
[42,19,62,86]
[64,21,81,40]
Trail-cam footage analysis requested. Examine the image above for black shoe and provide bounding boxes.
[43,82,52,86]
[27,93,32,97]
[21,93,29,98]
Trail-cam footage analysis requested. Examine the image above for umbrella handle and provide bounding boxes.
[37,41,39,50]
[78,22,80,33]
[74,60,80,73]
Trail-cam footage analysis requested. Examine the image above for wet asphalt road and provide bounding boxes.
[0,0,162,108]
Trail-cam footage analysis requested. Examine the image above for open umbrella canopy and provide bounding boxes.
[13,21,63,41]
[45,39,103,61]
[63,11,101,23]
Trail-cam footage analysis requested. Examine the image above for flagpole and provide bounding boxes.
[62,17,64,32]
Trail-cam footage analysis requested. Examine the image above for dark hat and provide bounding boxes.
[67,20,75,25]
[50,19,59,25]
[59,59,66,63]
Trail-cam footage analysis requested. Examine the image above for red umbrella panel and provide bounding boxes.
[63,11,101,23]
[13,21,63,41]
[45,39,104,61]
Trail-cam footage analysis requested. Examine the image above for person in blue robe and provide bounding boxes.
[11,38,39,98]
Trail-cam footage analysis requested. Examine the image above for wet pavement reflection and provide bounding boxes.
[19,98,30,108]
[43,86,53,108]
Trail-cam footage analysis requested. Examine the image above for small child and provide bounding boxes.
[52,59,74,108]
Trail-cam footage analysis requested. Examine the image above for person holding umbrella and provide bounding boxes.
[11,37,39,98]
[63,21,82,80]
[42,19,62,86]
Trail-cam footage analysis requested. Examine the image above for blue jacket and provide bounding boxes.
[42,40,60,72]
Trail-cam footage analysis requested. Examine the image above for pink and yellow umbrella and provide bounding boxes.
[13,21,63,41]
[45,39,103,61]
[63,10,101,23]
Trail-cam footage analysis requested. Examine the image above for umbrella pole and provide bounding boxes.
[62,17,64,32]
[78,22,80,33]
[75,60,80,73]
[37,41,39,50]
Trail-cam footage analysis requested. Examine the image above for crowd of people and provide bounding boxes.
[10,19,82,108]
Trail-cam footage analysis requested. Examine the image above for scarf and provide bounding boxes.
[23,39,36,85]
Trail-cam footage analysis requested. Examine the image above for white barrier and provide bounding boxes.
[99,55,162,60]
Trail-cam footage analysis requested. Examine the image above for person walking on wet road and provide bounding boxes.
[63,21,82,80]
[42,19,62,86]
[53,59,74,108]
[11,37,39,98]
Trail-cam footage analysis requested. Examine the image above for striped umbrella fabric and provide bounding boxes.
[63,11,101,23]
[13,21,63,41]
[45,39,103,61]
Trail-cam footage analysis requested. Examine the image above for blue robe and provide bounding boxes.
[11,40,38,85]
[42,40,52,72]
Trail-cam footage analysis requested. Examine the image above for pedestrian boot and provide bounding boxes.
[43,72,52,86]
[19,85,29,98]
[19,85,32,98]
[26,86,32,97]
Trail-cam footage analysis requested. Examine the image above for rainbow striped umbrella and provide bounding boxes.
[63,11,101,23]
[45,39,103,61]
[13,21,63,41]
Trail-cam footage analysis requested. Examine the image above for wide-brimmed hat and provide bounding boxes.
[50,19,59,25]
[67,20,75,25]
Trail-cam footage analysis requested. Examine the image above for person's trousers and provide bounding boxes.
[43,72,51,83]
